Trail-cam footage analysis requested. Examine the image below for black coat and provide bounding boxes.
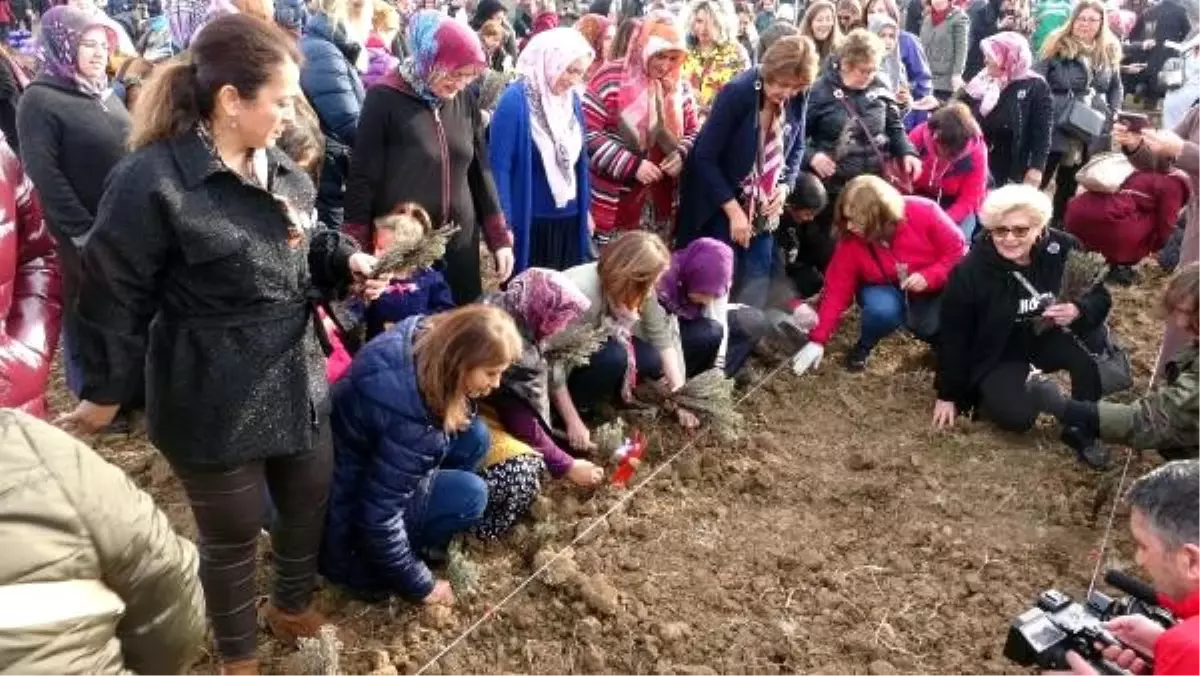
[1036,54,1123,154]
[1125,0,1193,98]
[960,76,1054,184]
[964,0,1001,81]
[935,229,1112,410]
[77,129,357,468]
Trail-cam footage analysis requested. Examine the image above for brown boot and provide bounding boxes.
[265,604,331,647]
[219,658,259,675]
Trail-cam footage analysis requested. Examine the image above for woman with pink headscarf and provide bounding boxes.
[960,31,1053,186]
[489,27,595,273]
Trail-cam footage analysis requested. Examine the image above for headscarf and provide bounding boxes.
[964,32,1042,116]
[518,28,595,209]
[37,6,116,97]
[494,268,591,344]
[400,10,488,106]
[575,12,612,63]
[617,11,688,152]
[867,14,906,92]
[470,0,506,29]
[657,237,734,320]
[165,0,208,50]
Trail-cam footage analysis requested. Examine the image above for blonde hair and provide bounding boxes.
[478,17,508,43]
[760,34,819,86]
[835,175,905,241]
[1160,262,1200,324]
[372,1,399,33]
[374,202,431,250]
[415,305,523,433]
[979,183,1052,233]
[684,0,738,46]
[1039,0,1122,70]
[800,0,844,61]
[836,27,883,69]
[597,231,671,311]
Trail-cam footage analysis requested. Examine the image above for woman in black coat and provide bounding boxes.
[57,16,372,672]
[933,184,1112,468]
[343,10,514,302]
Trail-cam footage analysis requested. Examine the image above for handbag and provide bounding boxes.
[1084,324,1134,396]
[1076,152,1136,193]
[1160,57,1185,89]
[1056,69,1105,143]
[835,88,914,194]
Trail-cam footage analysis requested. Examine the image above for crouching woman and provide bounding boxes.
[320,306,522,606]
[932,184,1112,467]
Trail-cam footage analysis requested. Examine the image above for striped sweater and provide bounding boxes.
[582,61,700,234]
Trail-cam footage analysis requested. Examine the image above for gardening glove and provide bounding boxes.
[791,343,824,376]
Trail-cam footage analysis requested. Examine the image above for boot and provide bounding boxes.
[265,604,331,647]
[220,658,259,675]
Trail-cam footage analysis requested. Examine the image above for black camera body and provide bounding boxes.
[1004,589,1125,674]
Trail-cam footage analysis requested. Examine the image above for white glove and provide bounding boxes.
[791,342,825,376]
[791,303,818,333]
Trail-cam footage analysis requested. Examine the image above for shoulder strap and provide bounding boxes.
[835,87,891,170]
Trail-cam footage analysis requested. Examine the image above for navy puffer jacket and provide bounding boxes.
[320,316,446,601]
[300,11,365,228]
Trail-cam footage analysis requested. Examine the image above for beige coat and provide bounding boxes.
[0,410,206,675]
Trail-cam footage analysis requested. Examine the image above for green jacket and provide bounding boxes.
[1098,342,1199,453]
[1032,0,1072,55]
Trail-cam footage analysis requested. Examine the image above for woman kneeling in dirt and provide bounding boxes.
[475,268,605,539]
[1027,262,1199,462]
[321,306,522,606]
[932,184,1113,468]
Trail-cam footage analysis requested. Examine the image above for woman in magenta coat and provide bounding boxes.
[908,102,989,239]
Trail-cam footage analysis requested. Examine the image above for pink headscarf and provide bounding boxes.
[964,32,1042,116]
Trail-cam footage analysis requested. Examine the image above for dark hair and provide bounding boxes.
[927,102,981,156]
[757,20,799,57]
[277,96,324,185]
[1126,460,1200,550]
[787,171,828,211]
[610,17,641,59]
[130,14,302,150]
[734,1,753,14]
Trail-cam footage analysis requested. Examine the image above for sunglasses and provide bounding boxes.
[987,225,1033,239]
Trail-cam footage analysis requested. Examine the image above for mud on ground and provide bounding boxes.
[50,264,1173,675]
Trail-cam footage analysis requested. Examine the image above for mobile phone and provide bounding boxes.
[1117,111,1151,132]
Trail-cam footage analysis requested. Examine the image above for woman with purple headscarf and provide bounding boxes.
[16,4,132,417]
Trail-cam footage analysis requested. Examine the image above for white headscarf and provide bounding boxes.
[516,27,595,208]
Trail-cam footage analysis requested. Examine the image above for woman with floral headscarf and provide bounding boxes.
[490,28,595,274]
[574,12,613,77]
[583,11,700,243]
[16,5,130,413]
[344,10,515,303]
[476,267,604,539]
[960,31,1052,186]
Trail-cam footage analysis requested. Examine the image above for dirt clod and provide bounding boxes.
[580,643,607,672]
[579,574,621,616]
[845,452,877,471]
[868,659,898,675]
[655,621,692,643]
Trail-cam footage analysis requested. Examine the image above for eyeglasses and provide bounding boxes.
[986,225,1034,239]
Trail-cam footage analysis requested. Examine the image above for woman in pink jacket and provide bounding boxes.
[791,175,966,373]
[908,102,989,239]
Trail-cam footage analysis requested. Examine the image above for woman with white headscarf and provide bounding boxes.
[489,27,595,272]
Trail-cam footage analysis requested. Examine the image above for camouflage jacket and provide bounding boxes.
[1098,341,1198,452]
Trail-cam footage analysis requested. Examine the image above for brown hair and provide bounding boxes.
[610,17,642,60]
[927,102,982,156]
[277,96,324,185]
[760,34,819,86]
[130,14,301,150]
[115,57,157,113]
[861,0,900,26]
[836,0,863,30]
[1159,262,1200,326]
[597,231,671,311]
[836,27,883,69]
[478,16,508,43]
[835,175,906,242]
[1039,0,1122,69]
[414,305,523,433]
[799,1,843,61]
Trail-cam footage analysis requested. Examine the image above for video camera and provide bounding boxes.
[1004,571,1175,674]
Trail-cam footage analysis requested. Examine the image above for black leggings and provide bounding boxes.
[172,420,333,662]
[977,330,1102,432]
[1042,151,1084,227]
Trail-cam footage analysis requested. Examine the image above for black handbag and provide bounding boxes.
[1087,324,1134,396]
[1056,70,1106,142]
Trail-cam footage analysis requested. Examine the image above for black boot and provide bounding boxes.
[1061,425,1111,470]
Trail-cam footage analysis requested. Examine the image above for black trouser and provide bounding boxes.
[173,420,333,662]
[567,335,664,412]
[977,330,1102,432]
[1042,151,1085,228]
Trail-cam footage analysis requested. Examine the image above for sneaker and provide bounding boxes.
[843,343,871,373]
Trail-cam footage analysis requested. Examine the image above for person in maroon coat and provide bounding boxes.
[0,133,61,417]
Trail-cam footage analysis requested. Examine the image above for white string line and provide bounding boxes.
[415,358,794,675]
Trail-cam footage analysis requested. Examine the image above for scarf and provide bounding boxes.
[964,31,1042,116]
[617,11,688,152]
[575,13,612,63]
[867,14,907,92]
[518,28,594,209]
[399,9,487,107]
[165,0,207,50]
[38,6,115,97]
[657,237,734,320]
[494,268,590,344]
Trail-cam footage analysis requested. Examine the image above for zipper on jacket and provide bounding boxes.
[430,107,451,225]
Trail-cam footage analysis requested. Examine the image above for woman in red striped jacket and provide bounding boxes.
[583,10,700,243]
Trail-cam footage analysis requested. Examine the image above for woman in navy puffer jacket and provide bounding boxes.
[301,6,366,228]
[320,306,522,604]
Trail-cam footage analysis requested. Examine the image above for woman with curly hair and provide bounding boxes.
[680,0,751,119]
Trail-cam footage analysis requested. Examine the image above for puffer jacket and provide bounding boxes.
[1036,54,1123,154]
[1065,169,1192,265]
[919,8,970,93]
[0,137,61,417]
[300,11,366,228]
[0,410,205,675]
[321,315,466,601]
[908,121,988,223]
[803,60,916,189]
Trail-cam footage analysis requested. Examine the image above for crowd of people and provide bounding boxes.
[0,0,1194,671]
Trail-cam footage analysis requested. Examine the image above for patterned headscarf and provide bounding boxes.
[494,268,591,344]
[399,10,488,107]
[617,11,688,151]
[165,0,208,50]
[575,13,612,63]
[38,6,117,97]
[657,237,733,320]
[964,32,1042,116]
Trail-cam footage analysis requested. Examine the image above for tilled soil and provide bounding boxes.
[52,264,1172,675]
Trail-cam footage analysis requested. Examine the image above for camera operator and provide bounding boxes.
[1055,460,1200,676]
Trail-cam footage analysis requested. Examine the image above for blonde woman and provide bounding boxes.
[681,0,751,117]
[1035,0,1123,225]
[799,0,842,64]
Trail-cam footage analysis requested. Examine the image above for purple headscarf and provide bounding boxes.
[657,237,734,320]
[38,6,117,97]
[165,0,210,51]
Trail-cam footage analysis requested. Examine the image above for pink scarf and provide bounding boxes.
[965,32,1042,116]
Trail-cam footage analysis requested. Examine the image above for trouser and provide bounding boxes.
[679,308,768,377]
[732,232,776,309]
[976,330,1103,432]
[173,420,334,662]
[1043,151,1084,228]
[567,335,663,412]
[856,285,907,352]
[441,225,483,304]
[403,417,489,555]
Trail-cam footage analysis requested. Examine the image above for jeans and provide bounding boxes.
[732,232,776,309]
[567,335,663,412]
[958,213,978,241]
[403,417,490,558]
[857,285,907,351]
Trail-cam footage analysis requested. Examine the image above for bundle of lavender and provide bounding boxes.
[1037,249,1109,334]
[633,368,743,440]
[370,223,460,279]
[543,321,613,375]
